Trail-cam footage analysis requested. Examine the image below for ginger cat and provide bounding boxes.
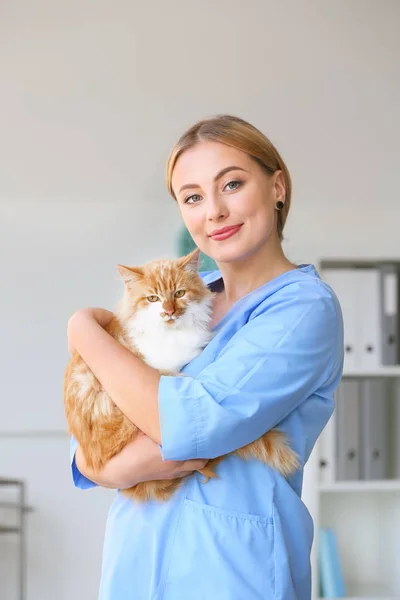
[64,250,299,502]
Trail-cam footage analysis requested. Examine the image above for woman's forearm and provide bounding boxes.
[75,436,208,489]
[68,310,162,444]
[75,445,139,489]
[75,446,116,488]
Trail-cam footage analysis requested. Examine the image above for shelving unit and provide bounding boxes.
[342,367,400,378]
[307,260,400,600]
[0,478,32,600]
[319,479,400,493]
[311,369,400,600]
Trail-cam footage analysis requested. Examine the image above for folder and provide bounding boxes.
[323,268,359,371]
[319,402,336,485]
[358,269,381,370]
[324,264,400,370]
[394,379,400,480]
[335,380,360,480]
[319,528,346,598]
[359,378,388,480]
[378,264,399,365]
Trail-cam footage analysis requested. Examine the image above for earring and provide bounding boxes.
[275,200,284,211]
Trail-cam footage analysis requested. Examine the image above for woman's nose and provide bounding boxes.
[206,196,227,222]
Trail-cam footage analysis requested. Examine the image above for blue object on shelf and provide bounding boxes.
[177,226,218,272]
[319,528,346,598]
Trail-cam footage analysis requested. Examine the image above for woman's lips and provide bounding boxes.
[209,224,243,241]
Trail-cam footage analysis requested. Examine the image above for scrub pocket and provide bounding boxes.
[163,498,275,600]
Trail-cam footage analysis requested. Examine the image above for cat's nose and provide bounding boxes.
[163,307,175,316]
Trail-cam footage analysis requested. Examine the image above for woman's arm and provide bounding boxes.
[68,291,343,465]
[75,445,120,488]
[73,434,207,490]
[157,294,343,461]
[67,308,162,444]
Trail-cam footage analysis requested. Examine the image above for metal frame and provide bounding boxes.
[0,478,31,600]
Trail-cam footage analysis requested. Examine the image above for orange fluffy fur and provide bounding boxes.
[64,250,300,502]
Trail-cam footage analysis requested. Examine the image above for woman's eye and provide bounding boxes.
[224,180,242,192]
[147,295,160,302]
[185,194,202,204]
[174,290,185,298]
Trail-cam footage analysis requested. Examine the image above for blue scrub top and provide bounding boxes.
[71,264,344,600]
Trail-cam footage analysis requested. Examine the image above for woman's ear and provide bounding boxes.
[273,170,286,202]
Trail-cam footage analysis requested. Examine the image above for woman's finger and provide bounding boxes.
[181,459,208,473]
[170,460,209,480]
[171,471,190,479]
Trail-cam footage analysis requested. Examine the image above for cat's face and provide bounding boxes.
[118,250,213,329]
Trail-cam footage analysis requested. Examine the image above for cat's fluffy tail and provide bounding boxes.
[236,429,301,476]
[203,429,300,482]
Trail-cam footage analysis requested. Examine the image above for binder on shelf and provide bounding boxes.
[378,264,399,366]
[323,263,400,370]
[318,528,346,598]
[394,379,400,480]
[360,378,389,480]
[323,268,359,371]
[358,268,382,370]
[335,380,361,480]
[319,402,336,485]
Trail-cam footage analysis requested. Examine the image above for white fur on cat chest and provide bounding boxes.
[127,302,213,373]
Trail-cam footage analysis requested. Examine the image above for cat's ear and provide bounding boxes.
[117,265,144,285]
[179,248,200,273]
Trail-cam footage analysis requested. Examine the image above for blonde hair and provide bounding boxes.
[166,114,292,241]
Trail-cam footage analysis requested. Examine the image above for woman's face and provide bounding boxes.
[171,141,285,264]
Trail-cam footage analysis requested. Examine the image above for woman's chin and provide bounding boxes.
[210,248,246,265]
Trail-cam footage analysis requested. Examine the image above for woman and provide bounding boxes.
[68,114,344,600]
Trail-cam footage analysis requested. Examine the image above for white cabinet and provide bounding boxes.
[307,257,400,599]
[308,371,400,599]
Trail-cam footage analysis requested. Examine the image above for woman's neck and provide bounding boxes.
[216,243,297,306]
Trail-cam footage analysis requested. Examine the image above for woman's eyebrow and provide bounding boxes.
[178,166,248,194]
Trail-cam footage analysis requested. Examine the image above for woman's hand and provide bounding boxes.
[76,433,208,489]
[67,308,114,355]
[127,433,208,486]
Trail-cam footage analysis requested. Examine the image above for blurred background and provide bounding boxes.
[0,1,399,599]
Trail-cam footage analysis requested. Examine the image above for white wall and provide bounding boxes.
[0,1,399,598]
[0,436,113,600]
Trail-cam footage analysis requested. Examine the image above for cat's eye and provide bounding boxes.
[174,290,185,298]
[147,295,160,302]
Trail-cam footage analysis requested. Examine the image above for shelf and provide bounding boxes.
[318,581,399,599]
[319,480,400,493]
[0,502,32,511]
[0,477,24,486]
[0,525,20,533]
[342,367,400,378]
